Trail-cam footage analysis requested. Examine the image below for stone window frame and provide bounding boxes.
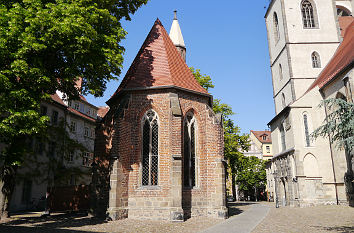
[273,12,280,44]
[311,51,321,68]
[140,109,160,187]
[301,0,319,29]
[183,110,199,189]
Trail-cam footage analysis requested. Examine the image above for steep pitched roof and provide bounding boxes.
[307,21,354,92]
[339,16,354,38]
[108,19,208,103]
[251,130,272,144]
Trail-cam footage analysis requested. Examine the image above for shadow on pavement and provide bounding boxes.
[315,225,354,233]
[227,201,256,217]
[0,212,105,233]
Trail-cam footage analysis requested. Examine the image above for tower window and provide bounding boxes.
[301,0,317,28]
[141,109,159,186]
[337,6,350,16]
[273,12,280,43]
[282,93,286,108]
[311,52,321,68]
[279,64,283,80]
[184,112,197,187]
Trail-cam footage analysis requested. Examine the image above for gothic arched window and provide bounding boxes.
[184,112,197,187]
[301,0,318,28]
[141,109,159,186]
[273,12,280,43]
[337,6,351,16]
[311,52,321,68]
[303,113,311,147]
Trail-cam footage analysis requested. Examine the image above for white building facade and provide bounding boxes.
[265,0,353,207]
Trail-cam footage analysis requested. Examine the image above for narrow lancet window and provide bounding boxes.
[184,112,196,187]
[301,0,317,28]
[142,110,159,186]
[311,52,321,68]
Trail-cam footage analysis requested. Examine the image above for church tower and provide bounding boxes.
[265,0,352,114]
[169,10,186,61]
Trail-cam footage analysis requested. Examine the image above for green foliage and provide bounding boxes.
[311,98,354,152]
[0,0,147,166]
[190,67,250,177]
[0,0,148,216]
[189,67,214,91]
[235,156,266,191]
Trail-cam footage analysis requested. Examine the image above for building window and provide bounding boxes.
[279,64,283,80]
[337,6,350,16]
[273,12,280,43]
[90,128,95,138]
[141,109,159,186]
[282,93,286,108]
[86,108,91,116]
[74,102,79,110]
[40,106,47,116]
[266,146,271,153]
[51,110,58,125]
[70,120,76,132]
[280,124,286,152]
[82,152,93,167]
[262,135,267,141]
[66,151,74,163]
[184,112,197,187]
[311,52,321,68]
[84,127,89,137]
[301,0,317,28]
[303,113,311,147]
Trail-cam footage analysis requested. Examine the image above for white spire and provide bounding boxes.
[169,10,185,48]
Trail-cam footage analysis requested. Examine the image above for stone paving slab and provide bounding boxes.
[201,204,270,233]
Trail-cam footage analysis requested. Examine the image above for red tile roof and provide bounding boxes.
[251,130,272,143]
[50,93,66,106]
[307,21,354,92]
[68,108,96,122]
[109,19,208,102]
[339,16,354,38]
[97,106,110,118]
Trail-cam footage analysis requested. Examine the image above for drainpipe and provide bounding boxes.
[320,91,339,205]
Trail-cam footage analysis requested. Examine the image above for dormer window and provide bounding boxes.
[262,135,267,140]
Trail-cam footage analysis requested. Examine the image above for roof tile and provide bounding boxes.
[109,19,208,101]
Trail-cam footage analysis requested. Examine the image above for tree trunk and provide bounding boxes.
[0,166,16,221]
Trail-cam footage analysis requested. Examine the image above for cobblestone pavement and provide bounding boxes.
[0,202,253,233]
[253,203,354,233]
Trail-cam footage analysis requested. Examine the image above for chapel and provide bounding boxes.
[92,13,228,221]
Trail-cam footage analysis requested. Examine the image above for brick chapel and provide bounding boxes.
[92,13,227,221]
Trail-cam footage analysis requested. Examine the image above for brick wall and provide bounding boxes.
[92,88,227,220]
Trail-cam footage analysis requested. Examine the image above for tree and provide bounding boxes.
[311,98,354,205]
[190,67,250,200]
[235,156,266,200]
[0,0,148,219]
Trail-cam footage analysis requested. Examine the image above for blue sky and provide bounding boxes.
[86,0,275,134]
